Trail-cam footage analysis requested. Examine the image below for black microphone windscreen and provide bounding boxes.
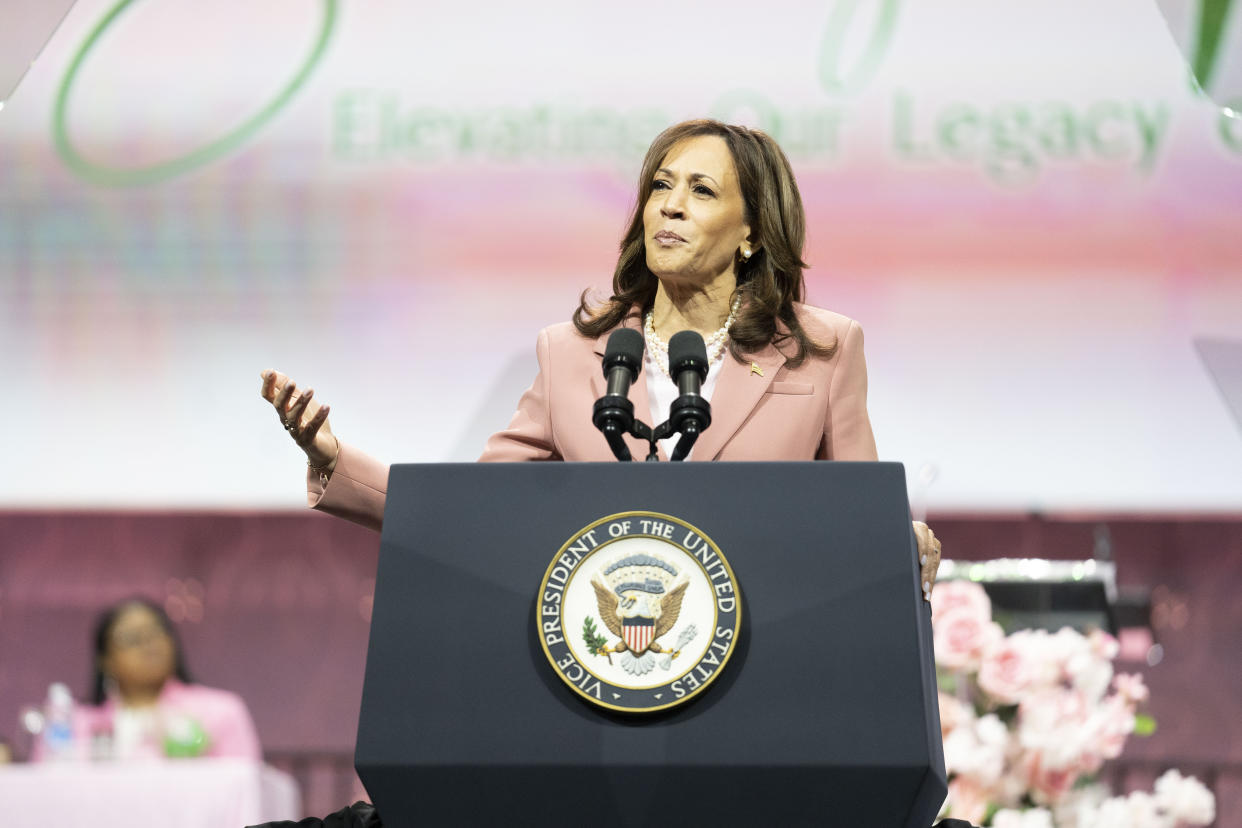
[668,330,709,381]
[603,328,645,378]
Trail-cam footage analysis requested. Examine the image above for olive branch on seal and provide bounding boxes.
[582,616,612,664]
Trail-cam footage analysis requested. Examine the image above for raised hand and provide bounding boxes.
[259,369,339,472]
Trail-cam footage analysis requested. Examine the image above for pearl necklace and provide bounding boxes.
[643,296,742,380]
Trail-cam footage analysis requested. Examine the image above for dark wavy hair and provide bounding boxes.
[573,119,835,367]
[90,598,193,705]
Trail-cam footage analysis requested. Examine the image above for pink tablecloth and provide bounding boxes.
[0,758,301,827]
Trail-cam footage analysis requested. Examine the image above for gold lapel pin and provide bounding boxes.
[750,362,764,377]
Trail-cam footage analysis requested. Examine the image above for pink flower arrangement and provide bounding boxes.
[933,581,1214,827]
[977,636,1033,704]
[932,581,1006,671]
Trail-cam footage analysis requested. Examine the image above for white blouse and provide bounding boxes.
[644,351,723,460]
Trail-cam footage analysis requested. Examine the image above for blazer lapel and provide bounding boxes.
[692,343,786,460]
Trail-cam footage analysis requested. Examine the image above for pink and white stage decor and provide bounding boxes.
[932,580,1216,827]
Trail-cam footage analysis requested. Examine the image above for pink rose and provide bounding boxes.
[1094,696,1135,760]
[1154,769,1216,824]
[1112,672,1149,705]
[938,691,972,739]
[979,637,1033,704]
[1004,629,1060,689]
[943,714,1008,786]
[931,580,992,626]
[946,776,991,824]
[1046,627,1090,682]
[1022,751,1077,805]
[1019,687,1087,732]
[992,809,1053,828]
[1085,793,1164,828]
[1016,686,1107,781]
[934,607,1002,670]
[1018,688,1090,765]
[1087,628,1120,660]
[1066,646,1114,703]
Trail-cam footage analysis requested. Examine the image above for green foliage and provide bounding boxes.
[582,616,609,656]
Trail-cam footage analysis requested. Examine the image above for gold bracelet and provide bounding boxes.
[308,459,333,481]
[308,437,340,481]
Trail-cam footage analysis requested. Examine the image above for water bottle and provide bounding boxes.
[41,682,76,761]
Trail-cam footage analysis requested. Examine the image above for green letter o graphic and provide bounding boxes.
[53,0,337,187]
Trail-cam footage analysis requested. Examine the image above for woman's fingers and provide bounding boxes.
[273,378,294,409]
[260,369,287,403]
[260,369,338,469]
[301,406,338,463]
[300,404,339,469]
[913,521,943,603]
[291,395,325,445]
[263,371,305,435]
[276,381,298,426]
[928,533,942,583]
[299,404,327,444]
[261,370,306,431]
[286,388,314,433]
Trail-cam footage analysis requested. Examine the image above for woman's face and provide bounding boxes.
[101,604,176,692]
[643,135,752,288]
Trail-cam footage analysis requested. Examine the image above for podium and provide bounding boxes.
[356,462,945,827]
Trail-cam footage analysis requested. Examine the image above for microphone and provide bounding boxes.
[603,328,644,399]
[592,328,645,461]
[666,331,712,461]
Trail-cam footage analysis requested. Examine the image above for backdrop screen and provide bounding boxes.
[2,0,1240,511]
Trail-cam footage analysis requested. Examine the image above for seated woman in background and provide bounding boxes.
[39,598,261,761]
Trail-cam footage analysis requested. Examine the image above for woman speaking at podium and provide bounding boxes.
[258,119,941,597]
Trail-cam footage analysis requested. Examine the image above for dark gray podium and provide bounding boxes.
[356,462,945,827]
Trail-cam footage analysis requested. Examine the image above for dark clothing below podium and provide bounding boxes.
[248,801,380,828]
[250,803,977,828]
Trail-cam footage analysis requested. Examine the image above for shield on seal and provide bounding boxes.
[622,615,655,654]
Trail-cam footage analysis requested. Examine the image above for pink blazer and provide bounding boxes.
[309,303,877,532]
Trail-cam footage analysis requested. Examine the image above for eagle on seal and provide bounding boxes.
[591,576,689,676]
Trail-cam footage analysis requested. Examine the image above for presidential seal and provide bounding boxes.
[537,511,742,713]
